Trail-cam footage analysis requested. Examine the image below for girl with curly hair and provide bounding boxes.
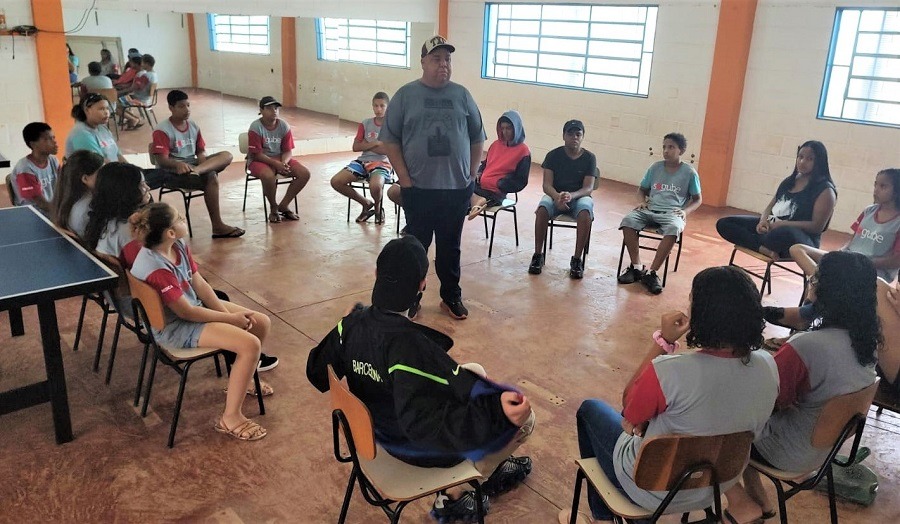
[561,267,779,524]
[725,251,880,523]
[83,162,150,256]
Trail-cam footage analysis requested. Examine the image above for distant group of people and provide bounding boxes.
[71,46,158,131]
[8,34,898,524]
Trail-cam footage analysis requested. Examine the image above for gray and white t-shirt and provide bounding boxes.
[379,80,485,190]
[640,161,702,212]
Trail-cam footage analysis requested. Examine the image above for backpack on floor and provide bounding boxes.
[814,447,878,506]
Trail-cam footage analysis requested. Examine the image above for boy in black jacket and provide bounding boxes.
[307,236,534,521]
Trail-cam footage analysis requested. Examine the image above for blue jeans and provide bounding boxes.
[577,399,633,520]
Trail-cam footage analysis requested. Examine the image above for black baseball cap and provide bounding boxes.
[259,96,282,109]
[563,119,585,134]
[421,35,456,58]
[372,236,429,312]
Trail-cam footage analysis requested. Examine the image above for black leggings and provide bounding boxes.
[716,215,818,258]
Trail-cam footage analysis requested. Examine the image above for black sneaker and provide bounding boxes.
[257,353,279,372]
[431,490,489,523]
[569,257,584,279]
[528,253,544,275]
[617,264,645,284]
[441,300,468,320]
[641,270,663,295]
[482,456,533,496]
[399,225,409,236]
[408,292,422,320]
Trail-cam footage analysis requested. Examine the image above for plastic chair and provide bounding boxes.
[728,246,808,306]
[477,196,519,258]
[5,174,15,205]
[545,170,601,266]
[616,228,684,288]
[567,431,754,524]
[150,143,205,237]
[87,87,120,139]
[345,174,395,223]
[126,271,265,448]
[750,380,879,524]
[326,365,486,523]
[121,83,159,129]
[238,132,299,219]
[875,278,900,414]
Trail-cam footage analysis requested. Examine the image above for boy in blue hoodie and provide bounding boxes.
[307,236,535,522]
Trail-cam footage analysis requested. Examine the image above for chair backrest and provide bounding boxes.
[125,270,167,330]
[592,168,601,191]
[5,174,16,205]
[328,365,377,461]
[147,142,159,166]
[95,251,129,298]
[633,432,754,491]
[238,132,249,155]
[147,83,158,106]
[876,278,900,384]
[811,379,879,448]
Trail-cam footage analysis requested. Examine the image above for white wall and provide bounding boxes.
[194,14,283,101]
[295,19,434,122]
[0,0,43,164]
[62,8,191,89]
[730,0,900,229]
[450,0,718,185]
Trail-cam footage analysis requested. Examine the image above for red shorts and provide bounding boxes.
[248,158,302,177]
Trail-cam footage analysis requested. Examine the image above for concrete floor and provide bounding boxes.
[1,93,899,523]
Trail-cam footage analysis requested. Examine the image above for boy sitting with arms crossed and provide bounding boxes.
[330,92,393,224]
[307,236,534,521]
[617,132,702,294]
[10,122,60,216]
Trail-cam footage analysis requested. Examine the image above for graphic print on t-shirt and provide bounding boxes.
[770,195,797,221]
[424,97,454,157]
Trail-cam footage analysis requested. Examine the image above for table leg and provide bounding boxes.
[9,307,24,336]
[37,300,73,444]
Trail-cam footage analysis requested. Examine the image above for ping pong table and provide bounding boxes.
[0,206,118,444]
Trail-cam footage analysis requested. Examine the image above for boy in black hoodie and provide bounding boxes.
[307,236,534,521]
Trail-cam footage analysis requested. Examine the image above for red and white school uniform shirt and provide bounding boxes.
[247,118,294,159]
[846,204,900,282]
[130,239,201,327]
[10,155,60,207]
[152,118,205,165]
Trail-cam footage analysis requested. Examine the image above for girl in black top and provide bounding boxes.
[716,140,837,259]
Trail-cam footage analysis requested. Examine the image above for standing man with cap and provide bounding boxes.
[307,236,534,522]
[528,119,598,279]
[247,95,310,223]
[379,36,486,320]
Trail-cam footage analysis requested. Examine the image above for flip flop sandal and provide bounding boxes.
[355,206,376,223]
[214,419,267,441]
[761,510,777,520]
[374,209,385,224]
[211,227,246,239]
[279,209,300,221]
[268,211,282,223]
[724,510,764,524]
[467,204,487,220]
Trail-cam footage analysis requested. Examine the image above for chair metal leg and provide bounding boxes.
[826,465,838,524]
[105,316,124,384]
[390,501,409,524]
[616,238,627,277]
[74,295,89,351]
[167,362,192,448]
[662,253,670,288]
[513,208,519,246]
[549,220,555,250]
[764,262,773,295]
[471,482,486,524]
[337,468,358,524]
[775,480,789,524]
[214,354,222,377]
[242,176,250,212]
[488,215,498,258]
[92,306,110,372]
[134,341,151,407]
[674,234,683,272]
[253,370,266,415]
[183,194,194,237]
[141,353,159,417]
[482,213,489,239]
[570,468,585,524]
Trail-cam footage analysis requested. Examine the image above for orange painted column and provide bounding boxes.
[438,0,449,37]
[32,0,72,157]
[281,17,297,107]
[698,0,758,207]
[186,14,199,88]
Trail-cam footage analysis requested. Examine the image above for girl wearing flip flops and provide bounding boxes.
[130,202,274,441]
[246,96,310,224]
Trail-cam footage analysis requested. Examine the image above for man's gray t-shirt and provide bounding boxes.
[379,80,485,190]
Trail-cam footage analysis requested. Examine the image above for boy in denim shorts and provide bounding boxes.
[617,133,702,294]
[529,120,598,279]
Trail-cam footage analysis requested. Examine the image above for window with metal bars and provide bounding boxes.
[482,3,658,97]
[208,14,270,55]
[820,8,900,128]
[316,18,410,68]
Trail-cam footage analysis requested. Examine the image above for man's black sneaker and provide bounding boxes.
[431,490,489,523]
[257,353,279,372]
[408,292,422,320]
[441,300,468,320]
[617,264,645,284]
[569,257,584,279]
[528,253,544,275]
[482,456,533,496]
[642,270,663,295]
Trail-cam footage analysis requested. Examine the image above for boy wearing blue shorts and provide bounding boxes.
[617,133,702,294]
[330,92,393,224]
[529,120,598,279]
